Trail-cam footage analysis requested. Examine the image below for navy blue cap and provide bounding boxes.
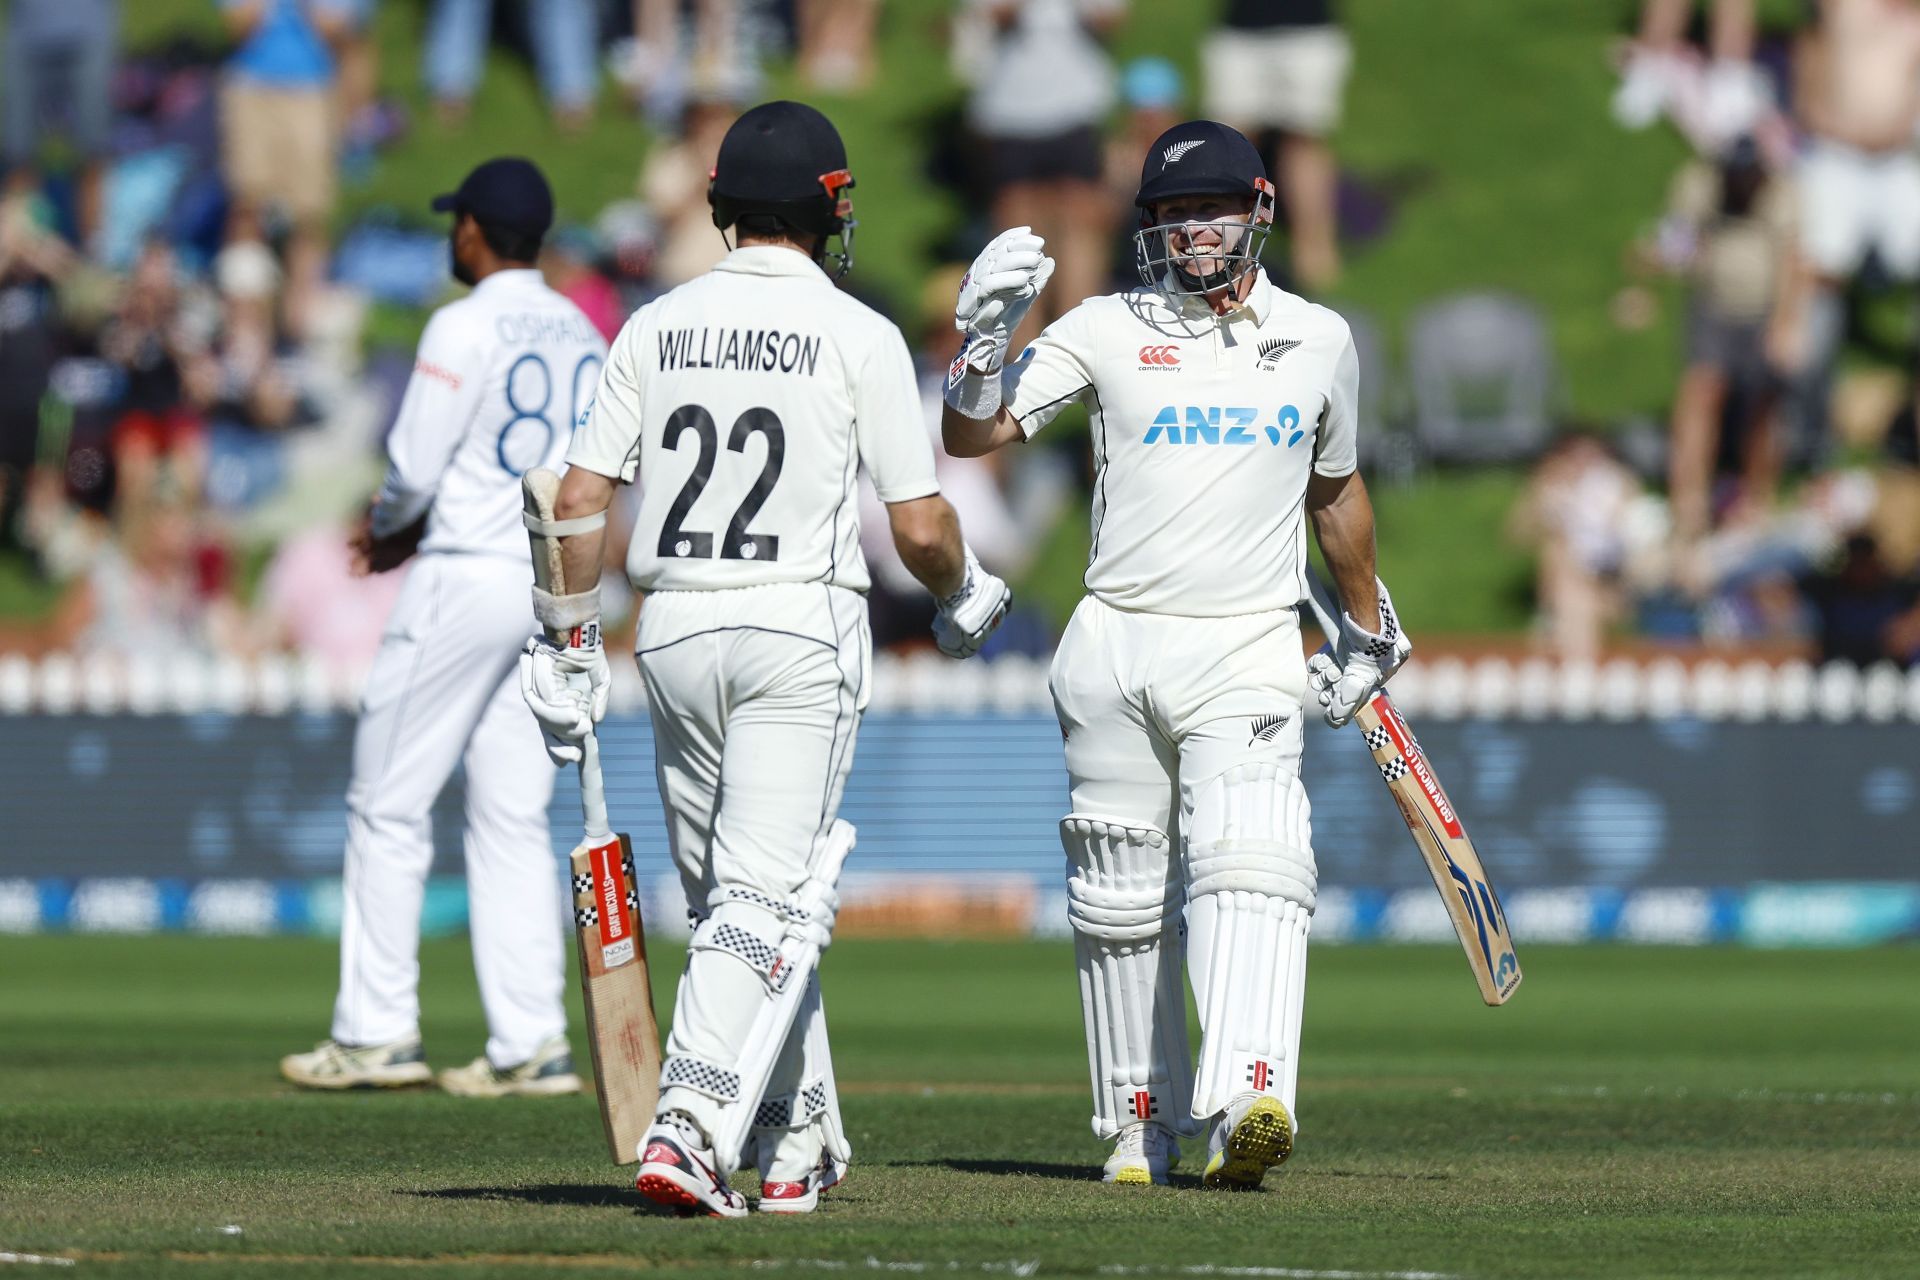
[1134,120,1267,208]
[432,157,555,239]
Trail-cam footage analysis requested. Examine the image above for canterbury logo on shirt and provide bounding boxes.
[1138,345,1181,366]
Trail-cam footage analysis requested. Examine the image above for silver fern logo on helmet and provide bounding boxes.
[1161,140,1207,167]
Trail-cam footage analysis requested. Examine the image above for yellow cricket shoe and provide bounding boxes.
[1103,1121,1180,1186]
[437,1034,583,1098]
[280,1037,433,1090]
[1201,1095,1293,1189]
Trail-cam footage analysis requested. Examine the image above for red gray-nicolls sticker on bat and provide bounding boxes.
[590,841,637,967]
[1371,693,1464,839]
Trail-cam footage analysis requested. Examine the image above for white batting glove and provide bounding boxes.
[519,624,611,766]
[955,226,1056,374]
[932,547,1012,660]
[1306,578,1413,728]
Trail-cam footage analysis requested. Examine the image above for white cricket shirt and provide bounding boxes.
[569,245,939,594]
[1003,272,1359,617]
[371,269,609,560]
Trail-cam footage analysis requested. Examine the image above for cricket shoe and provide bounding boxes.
[437,1034,583,1098]
[1201,1094,1293,1189]
[1103,1121,1181,1186]
[758,1151,848,1214]
[280,1037,432,1090]
[635,1111,749,1218]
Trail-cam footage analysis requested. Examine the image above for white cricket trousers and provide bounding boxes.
[636,582,868,1135]
[332,553,566,1068]
[1050,595,1311,830]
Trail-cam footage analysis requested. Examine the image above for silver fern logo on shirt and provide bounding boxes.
[1256,337,1302,370]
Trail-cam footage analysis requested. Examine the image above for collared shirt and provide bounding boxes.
[373,269,608,560]
[1002,271,1359,617]
[569,246,938,595]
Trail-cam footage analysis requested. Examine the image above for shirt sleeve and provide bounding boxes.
[855,325,940,503]
[1312,322,1360,479]
[566,312,647,484]
[370,308,488,536]
[1002,302,1097,439]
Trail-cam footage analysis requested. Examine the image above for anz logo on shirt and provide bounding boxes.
[1141,405,1310,448]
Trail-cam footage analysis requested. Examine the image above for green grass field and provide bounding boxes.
[4,937,1918,1278]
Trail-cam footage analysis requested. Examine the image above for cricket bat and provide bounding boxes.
[1306,577,1522,1005]
[523,468,662,1162]
[567,732,663,1162]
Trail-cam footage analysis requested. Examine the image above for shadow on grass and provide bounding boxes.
[907,1159,1450,1186]
[403,1184,637,1208]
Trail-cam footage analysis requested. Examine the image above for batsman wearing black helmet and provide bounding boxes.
[523,101,1010,1217]
[941,120,1411,1189]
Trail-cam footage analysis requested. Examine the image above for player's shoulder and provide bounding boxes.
[1268,283,1350,337]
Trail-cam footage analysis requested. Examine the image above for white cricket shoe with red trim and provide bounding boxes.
[758,1152,847,1214]
[634,1112,749,1218]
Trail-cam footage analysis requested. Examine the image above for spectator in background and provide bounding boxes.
[617,0,747,126]
[219,0,352,343]
[797,0,880,92]
[1613,0,1773,152]
[38,481,244,660]
[1105,56,1185,263]
[259,520,408,673]
[1652,135,1802,545]
[639,92,742,288]
[426,0,601,132]
[1509,434,1647,660]
[1202,0,1350,291]
[0,191,76,551]
[2,0,120,250]
[541,226,623,341]
[1803,532,1920,665]
[1788,0,1920,444]
[962,0,1123,358]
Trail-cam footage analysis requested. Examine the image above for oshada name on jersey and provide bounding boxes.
[657,327,823,376]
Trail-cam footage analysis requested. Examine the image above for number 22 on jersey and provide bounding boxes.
[655,404,786,563]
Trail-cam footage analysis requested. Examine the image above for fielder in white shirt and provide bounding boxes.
[519,102,1010,1217]
[943,120,1411,1189]
[281,159,607,1098]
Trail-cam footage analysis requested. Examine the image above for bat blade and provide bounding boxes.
[569,833,661,1162]
[1355,691,1521,1005]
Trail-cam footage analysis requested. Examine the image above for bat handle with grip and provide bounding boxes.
[577,729,614,845]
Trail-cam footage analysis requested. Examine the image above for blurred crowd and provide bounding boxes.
[1542,0,1920,665]
[0,0,1354,672]
[4,0,1917,673]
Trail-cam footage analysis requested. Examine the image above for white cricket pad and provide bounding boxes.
[659,819,854,1175]
[746,972,852,1182]
[1063,814,1200,1139]
[1184,762,1316,1123]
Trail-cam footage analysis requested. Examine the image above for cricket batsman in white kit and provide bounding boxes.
[282,159,608,1097]
[943,120,1411,1188]
[518,101,1010,1216]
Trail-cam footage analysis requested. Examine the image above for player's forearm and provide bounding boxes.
[941,402,1021,459]
[886,493,967,599]
[554,468,615,598]
[1307,470,1382,634]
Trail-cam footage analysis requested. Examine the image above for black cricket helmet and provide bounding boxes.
[1132,120,1276,295]
[709,100,857,277]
